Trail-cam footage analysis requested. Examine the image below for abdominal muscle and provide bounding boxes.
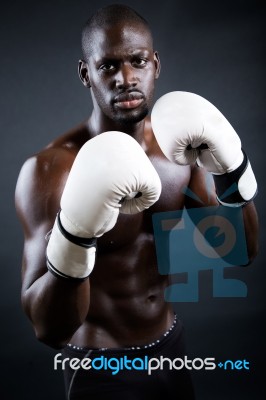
[70,228,174,349]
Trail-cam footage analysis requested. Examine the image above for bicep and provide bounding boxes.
[21,226,51,294]
[15,156,60,292]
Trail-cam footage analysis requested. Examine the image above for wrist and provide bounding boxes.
[46,212,97,280]
[213,150,258,207]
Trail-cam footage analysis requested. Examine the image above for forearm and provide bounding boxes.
[22,271,90,349]
[152,91,259,267]
[242,201,259,263]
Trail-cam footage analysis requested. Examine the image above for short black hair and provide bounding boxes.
[81,4,152,60]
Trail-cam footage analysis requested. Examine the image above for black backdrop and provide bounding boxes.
[1,0,265,399]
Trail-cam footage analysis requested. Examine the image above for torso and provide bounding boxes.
[42,117,191,348]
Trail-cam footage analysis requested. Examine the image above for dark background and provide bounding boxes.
[1,0,265,398]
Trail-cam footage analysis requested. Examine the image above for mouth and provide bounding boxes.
[113,92,144,110]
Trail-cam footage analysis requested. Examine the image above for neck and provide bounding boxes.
[88,109,146,146]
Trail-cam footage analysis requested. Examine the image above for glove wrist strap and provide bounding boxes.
[46,212,97,281]
[214,150,258,207]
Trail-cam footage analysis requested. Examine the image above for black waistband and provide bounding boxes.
[64,314,183,358]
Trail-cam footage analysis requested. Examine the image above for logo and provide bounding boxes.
[54,353,250,374]
[152,182,248,302]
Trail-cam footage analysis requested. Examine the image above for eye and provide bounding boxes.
[132,58,148,67]
[99,63,115,71]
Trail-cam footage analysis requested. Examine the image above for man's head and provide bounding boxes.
[78,4,160,126]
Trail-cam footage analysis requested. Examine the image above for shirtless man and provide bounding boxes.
[15,4,259,400]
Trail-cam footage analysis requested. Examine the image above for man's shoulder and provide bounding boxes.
[25,120,92,170]
[45,119,93,154]
[16,120,94,195]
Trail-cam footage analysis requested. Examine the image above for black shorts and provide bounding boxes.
[62,316,195,400]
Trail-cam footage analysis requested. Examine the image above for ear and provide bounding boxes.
[78,60,91,88]
[154,51,161,80]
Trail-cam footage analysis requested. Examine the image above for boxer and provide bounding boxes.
[15,4,258,399]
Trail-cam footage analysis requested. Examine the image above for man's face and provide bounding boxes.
[85,22,160,125]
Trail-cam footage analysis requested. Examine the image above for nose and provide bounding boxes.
[115,63,138,89]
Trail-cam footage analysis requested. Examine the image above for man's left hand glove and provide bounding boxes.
[151,91,257,207]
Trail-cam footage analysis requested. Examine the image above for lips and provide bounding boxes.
[113,92,144,109]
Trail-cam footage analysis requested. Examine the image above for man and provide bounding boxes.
[15,4,258,400]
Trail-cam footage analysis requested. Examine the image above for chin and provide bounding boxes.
[114,107,149,125]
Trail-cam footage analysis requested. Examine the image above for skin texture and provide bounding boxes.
[15,19,259,350]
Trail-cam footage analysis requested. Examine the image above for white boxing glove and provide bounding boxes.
[151,91,257,206]
[46,131,162,280]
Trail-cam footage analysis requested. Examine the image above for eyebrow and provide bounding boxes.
[95,49,151,63]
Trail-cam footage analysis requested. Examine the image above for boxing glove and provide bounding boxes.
[46,131,162,280]
[151,91,257,206]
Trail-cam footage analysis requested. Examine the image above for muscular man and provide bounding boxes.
[15,4,259,400]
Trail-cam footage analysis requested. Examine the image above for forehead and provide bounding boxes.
[89,23,153,60]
